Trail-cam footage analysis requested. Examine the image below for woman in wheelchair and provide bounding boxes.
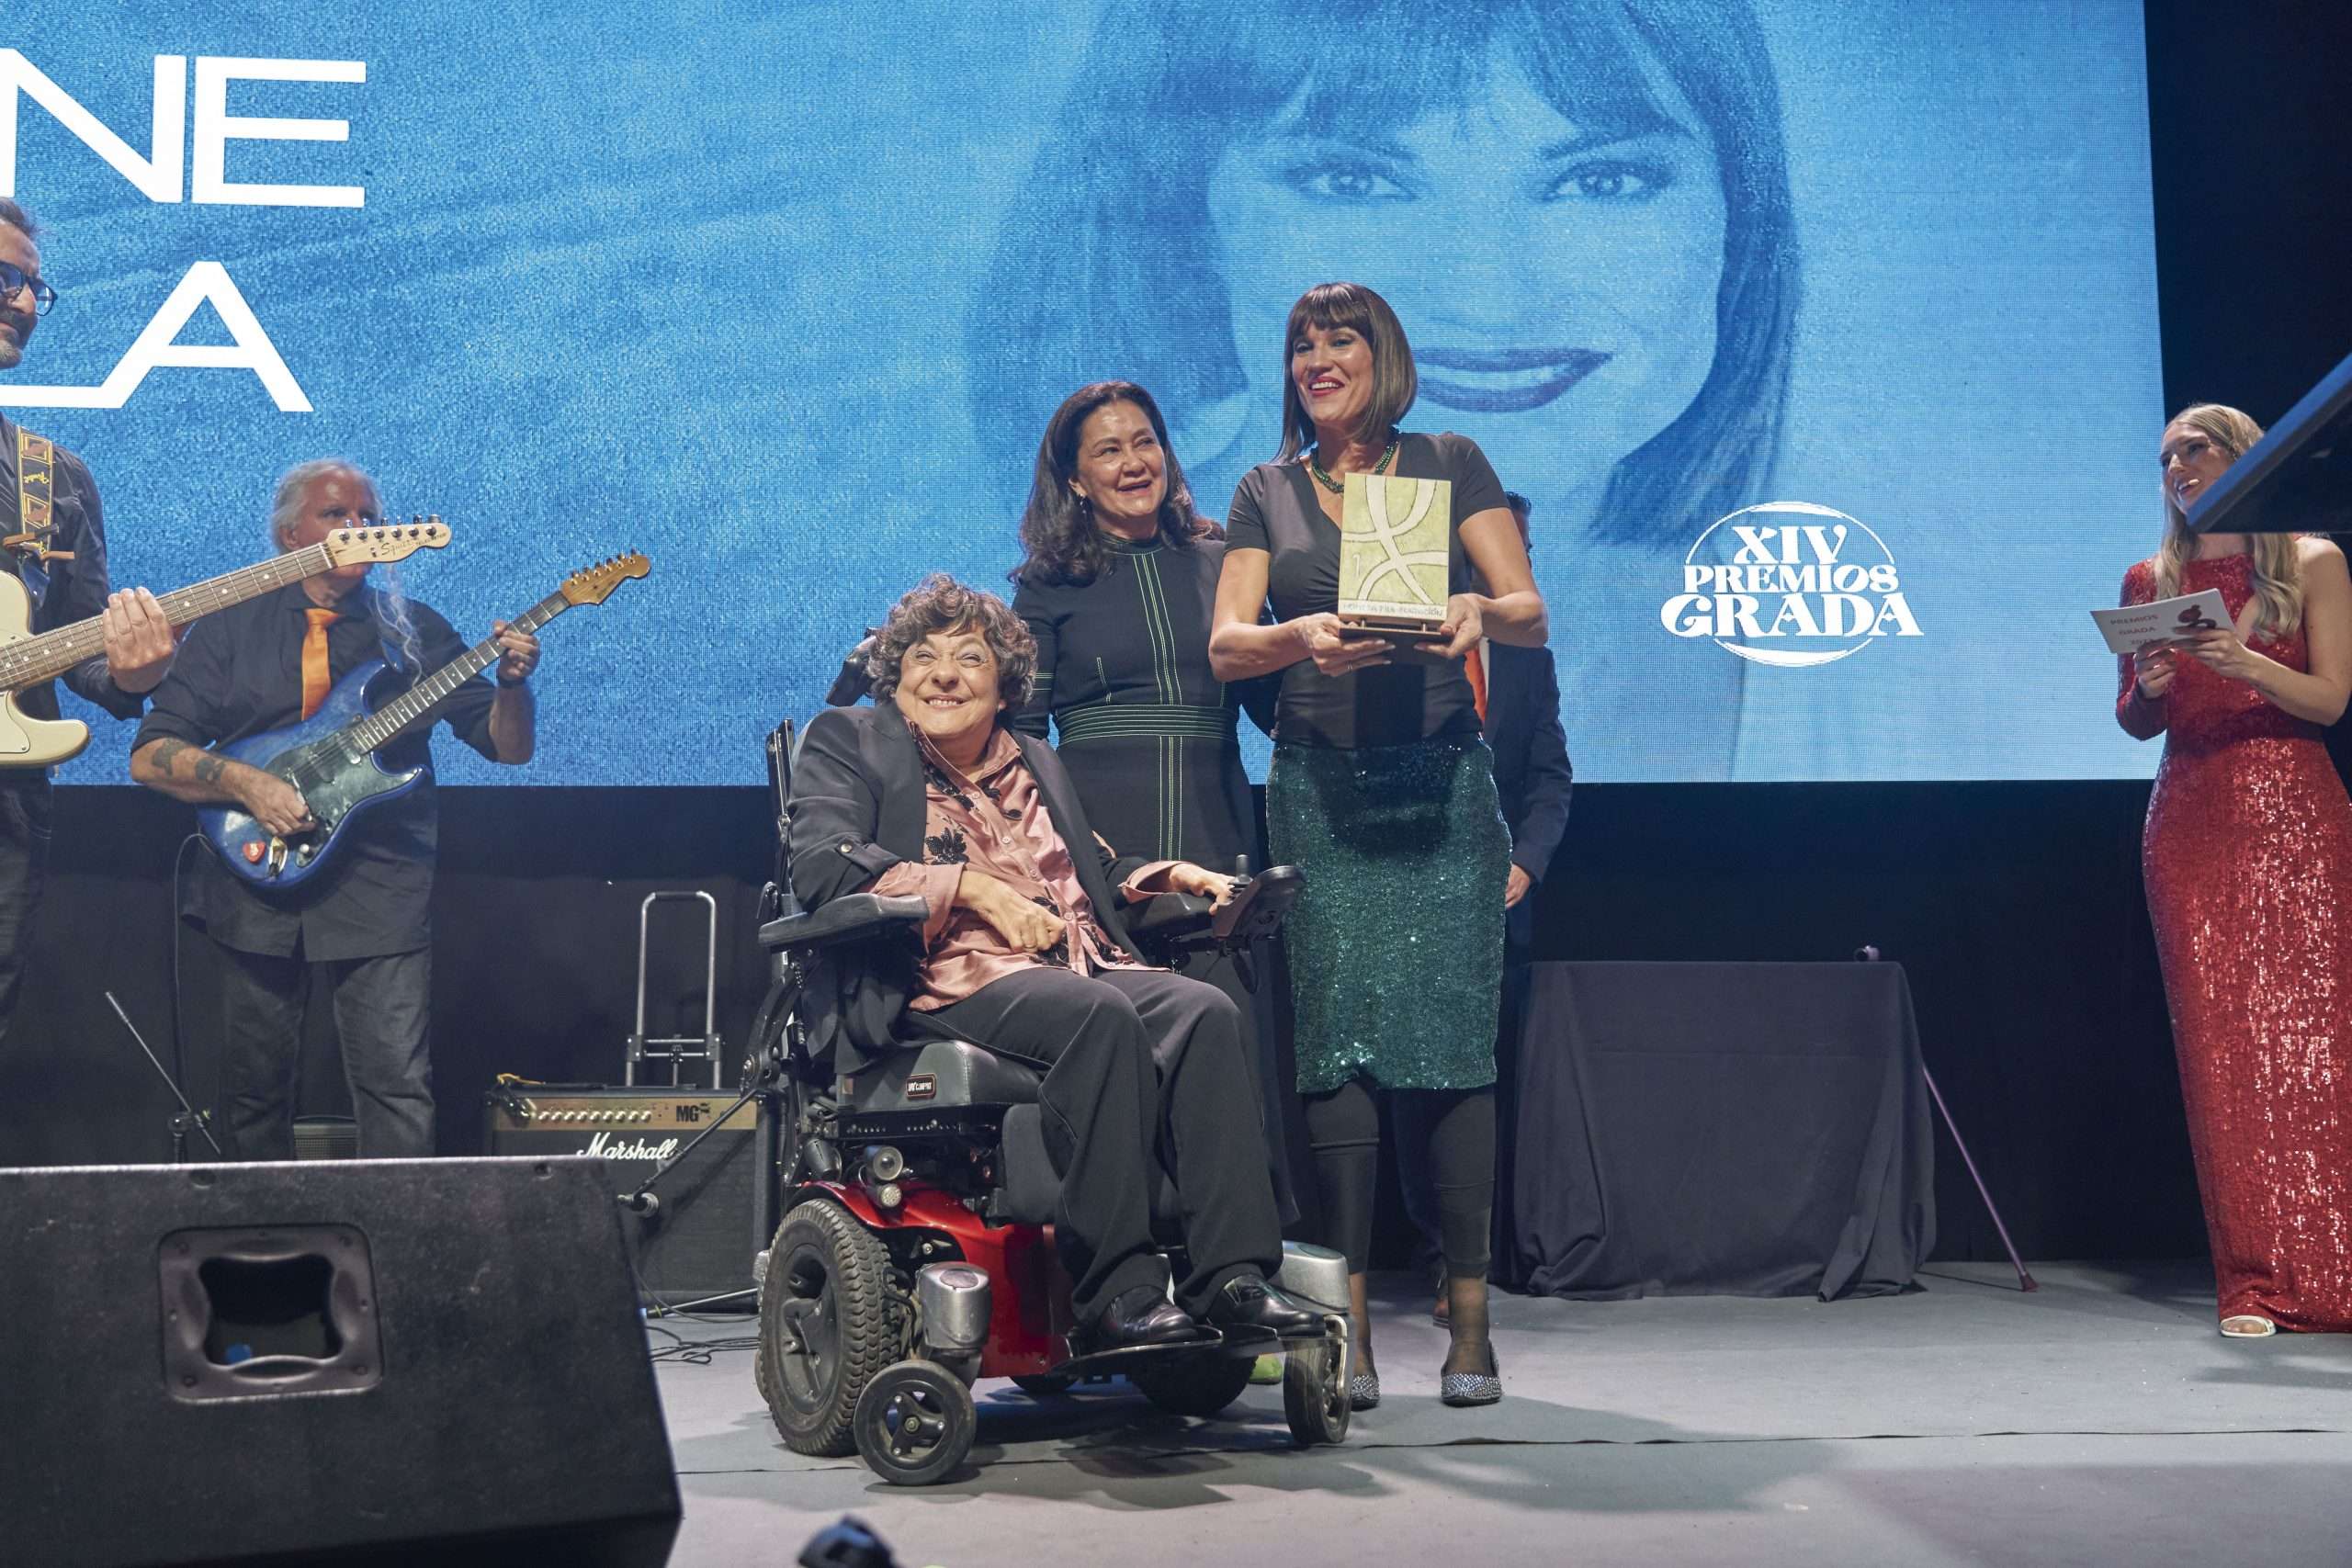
[790,573,1320,1353]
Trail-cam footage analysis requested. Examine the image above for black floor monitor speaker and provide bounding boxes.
[0,1157,681,1568]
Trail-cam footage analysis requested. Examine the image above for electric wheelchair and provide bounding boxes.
[742,718,1351,1485]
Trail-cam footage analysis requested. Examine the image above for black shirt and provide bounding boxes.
[0,412,146,731]
[1224,431,1509,750]
[135,580,500,960]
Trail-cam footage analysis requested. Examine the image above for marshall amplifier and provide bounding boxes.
[485,1086,760,1306]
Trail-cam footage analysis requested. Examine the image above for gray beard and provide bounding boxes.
[0,339,22,371]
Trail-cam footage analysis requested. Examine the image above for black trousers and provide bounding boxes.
[1169,938,1302,1228]
[919,966,1283,1322]
[0,773,52,1054]
[216,939,435,1159]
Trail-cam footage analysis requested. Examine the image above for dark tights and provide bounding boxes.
[1304,1078,1497,1375]
[1303,1078,1496,1276]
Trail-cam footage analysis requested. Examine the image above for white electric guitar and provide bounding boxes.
[0,520,452,767]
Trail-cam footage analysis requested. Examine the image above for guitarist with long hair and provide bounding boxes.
[0,198,179,1052]
[130,460,541,1159]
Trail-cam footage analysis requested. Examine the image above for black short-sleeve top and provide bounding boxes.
[1223,431,1509,750]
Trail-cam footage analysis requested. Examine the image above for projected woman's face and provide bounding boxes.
[1204,50,1726,513]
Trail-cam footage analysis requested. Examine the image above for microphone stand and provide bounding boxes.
[106,990,223,1163]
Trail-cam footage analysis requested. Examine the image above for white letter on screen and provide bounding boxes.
[0,51,186,202]
[192,57,365,209]
[112,263,311,411]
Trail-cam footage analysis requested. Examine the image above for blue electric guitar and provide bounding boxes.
[199,552,650,887]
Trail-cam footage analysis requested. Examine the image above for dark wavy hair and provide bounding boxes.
[0,198,37,241]
[1011,380,1213,588]
[967,0,1797,547]
[865,574,1039,708]
[1275,283,1418,461]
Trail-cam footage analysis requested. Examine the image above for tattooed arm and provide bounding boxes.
[131,738,312,836]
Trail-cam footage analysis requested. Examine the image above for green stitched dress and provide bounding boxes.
[1010,533,1256,869]
[1012,529,1300,1222]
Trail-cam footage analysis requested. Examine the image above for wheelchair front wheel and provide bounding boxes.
[1283,1329,1351,1448]
[854,1359,978,1485]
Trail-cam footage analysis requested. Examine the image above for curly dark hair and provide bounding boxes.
[0,198,36,241]
[865,574,1039,708]
[1011,380,1218,590]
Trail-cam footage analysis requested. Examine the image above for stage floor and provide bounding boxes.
[651,1261,2352,1567]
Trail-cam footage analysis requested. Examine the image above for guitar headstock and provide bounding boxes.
[559,551,652,607]
[323,516,450,567]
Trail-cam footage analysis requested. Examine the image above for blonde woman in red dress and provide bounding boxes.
[2116,403,2352,1337]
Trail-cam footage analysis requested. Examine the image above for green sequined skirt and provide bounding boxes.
[1268,736,1510,1094]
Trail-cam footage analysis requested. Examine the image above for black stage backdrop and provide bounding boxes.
[3,0,2350,1269]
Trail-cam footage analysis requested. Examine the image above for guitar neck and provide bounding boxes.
[0,541,341,693]
[347,590,570,752]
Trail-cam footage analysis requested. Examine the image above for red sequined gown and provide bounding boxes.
[2119,552,2352,1330]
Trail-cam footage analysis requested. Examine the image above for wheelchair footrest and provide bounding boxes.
[1048,1319,1325,1381]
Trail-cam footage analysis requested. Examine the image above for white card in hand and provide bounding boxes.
[2089,589,2233,656]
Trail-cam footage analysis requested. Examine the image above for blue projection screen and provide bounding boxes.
[0,1,2162,784]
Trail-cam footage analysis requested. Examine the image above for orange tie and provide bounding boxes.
[1464,639,1488,728]
[300,608,339,719]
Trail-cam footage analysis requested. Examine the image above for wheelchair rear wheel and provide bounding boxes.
[1130,1353,1256,1418]
[758,1197,901,1457]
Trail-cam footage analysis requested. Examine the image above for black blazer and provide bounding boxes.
[1483,641,1573,951]
[788,700,1155,1074]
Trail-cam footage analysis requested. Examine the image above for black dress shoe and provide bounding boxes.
[1083,1286,1210,1353]
[1204,1273,1322,1337]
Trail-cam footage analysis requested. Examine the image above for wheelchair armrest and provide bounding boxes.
[760,892,930,952]
[1126,890,1216,945]
[1125,864,1307,961]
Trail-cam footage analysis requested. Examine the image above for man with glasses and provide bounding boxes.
[0,198,178,1054]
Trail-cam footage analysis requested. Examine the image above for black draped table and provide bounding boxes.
[1502,961,1935,1301]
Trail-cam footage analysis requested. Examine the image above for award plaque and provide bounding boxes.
[1337,472,1453,641]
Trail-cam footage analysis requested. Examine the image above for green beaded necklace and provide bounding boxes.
[1307,436,1399,494]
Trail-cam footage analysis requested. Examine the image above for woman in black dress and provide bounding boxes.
[1009,380,1298,1224]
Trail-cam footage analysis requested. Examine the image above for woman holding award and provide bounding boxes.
[1009,379,1298,1226]
[2117,403,2352,1337]
[1210,282,1545,1407]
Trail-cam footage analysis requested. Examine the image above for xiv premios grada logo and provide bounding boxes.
[1661,502,1924,667]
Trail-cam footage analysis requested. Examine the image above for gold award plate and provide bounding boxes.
[1338,472,1452,639]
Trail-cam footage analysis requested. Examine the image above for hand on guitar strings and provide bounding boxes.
[101,588,179,694]
[492,619,541,687]
[240,772,314,840]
